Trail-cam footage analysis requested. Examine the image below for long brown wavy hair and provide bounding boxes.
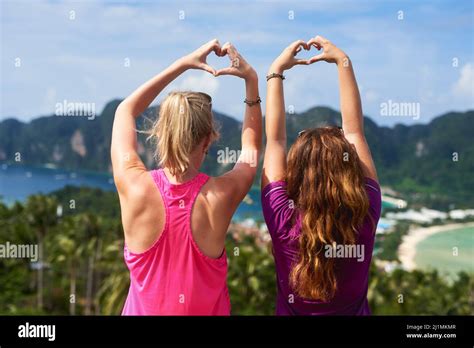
[286,127,370,302]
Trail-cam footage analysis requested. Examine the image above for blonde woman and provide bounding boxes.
[111,39,262,315]
[261,36,381,315]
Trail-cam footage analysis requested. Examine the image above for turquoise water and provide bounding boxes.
[382,201,397,209]
[414,227,474,276]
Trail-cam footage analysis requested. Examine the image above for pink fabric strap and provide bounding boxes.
[122,169,230,315]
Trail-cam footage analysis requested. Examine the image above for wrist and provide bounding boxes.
[176,56,191,71]
[335,54,350,67]
[268,63,284,75]
[244,69,258,82]
[268,70,284,77]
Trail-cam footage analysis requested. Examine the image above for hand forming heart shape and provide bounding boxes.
[184,39,256,80]
[302,36,347,65]
[270,35,348,72]
[290,38,325,65]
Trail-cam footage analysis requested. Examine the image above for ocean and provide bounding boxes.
[0,164,262,222]
[0,164,395,225]
[414,226,474,276]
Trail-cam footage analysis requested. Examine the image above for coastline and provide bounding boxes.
[1,162,114,178]
[398,222,474,271]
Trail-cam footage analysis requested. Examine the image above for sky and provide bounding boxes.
[1,0,473,126]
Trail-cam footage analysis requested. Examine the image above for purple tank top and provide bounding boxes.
[261,177,382,315]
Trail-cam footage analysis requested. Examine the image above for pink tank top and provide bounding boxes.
[121,169,230,315]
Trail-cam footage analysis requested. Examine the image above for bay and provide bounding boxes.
[0,164,392,225]
[0,164,261,222]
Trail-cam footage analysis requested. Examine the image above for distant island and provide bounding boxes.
[1,100,473,208]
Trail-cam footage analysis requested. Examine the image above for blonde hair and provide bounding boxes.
[147,91,219,176]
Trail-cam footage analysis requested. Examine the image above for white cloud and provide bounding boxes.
[364,90,379,103]
[1,0,473,125]
[173,72,220,96]
[43,87,57,113]
[452,63,474,98]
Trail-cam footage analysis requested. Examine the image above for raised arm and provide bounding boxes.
[214,43,262,205]
[262,40,311,188]
[111,39,222,194]
[308,35,378,181]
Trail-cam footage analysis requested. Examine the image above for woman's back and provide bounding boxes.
[122,169,230,315]
[262,177,381,315]
[111,40,260,315]
[261,36,381,315]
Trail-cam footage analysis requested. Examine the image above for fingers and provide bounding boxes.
[214,67,237,77]
[213,42,224,57]
[221,42,238,58]
[290,39,309,49]
[199,39,249,76]
[221,41,232,51]
[289,39,309,54]
[307,35,327,49]
[204,38,222,56]
[308,53,326,64]
[317,35,328,42]
[305,35,329,63]
[200,63,217,76]
[295,59,310,65]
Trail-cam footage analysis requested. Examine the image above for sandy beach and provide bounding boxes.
[398,222,474,270]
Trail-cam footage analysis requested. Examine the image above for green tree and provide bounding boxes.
[97,238,129,315]
[226,235,277,315]
[24,195,59,311]
[49,215,86,315]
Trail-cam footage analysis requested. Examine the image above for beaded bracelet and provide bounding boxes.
[266,73,285,81]
[244,97,262,107]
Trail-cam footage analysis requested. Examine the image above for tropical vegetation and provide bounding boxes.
[0,186,472,315]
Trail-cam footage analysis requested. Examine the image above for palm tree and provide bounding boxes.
[93,218,124,314]
[97,237,129,315]
[79,213,101,315]
[24,195,58,311]
[50,215,84,315]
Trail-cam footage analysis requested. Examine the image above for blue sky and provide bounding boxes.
[1,0,473,125]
